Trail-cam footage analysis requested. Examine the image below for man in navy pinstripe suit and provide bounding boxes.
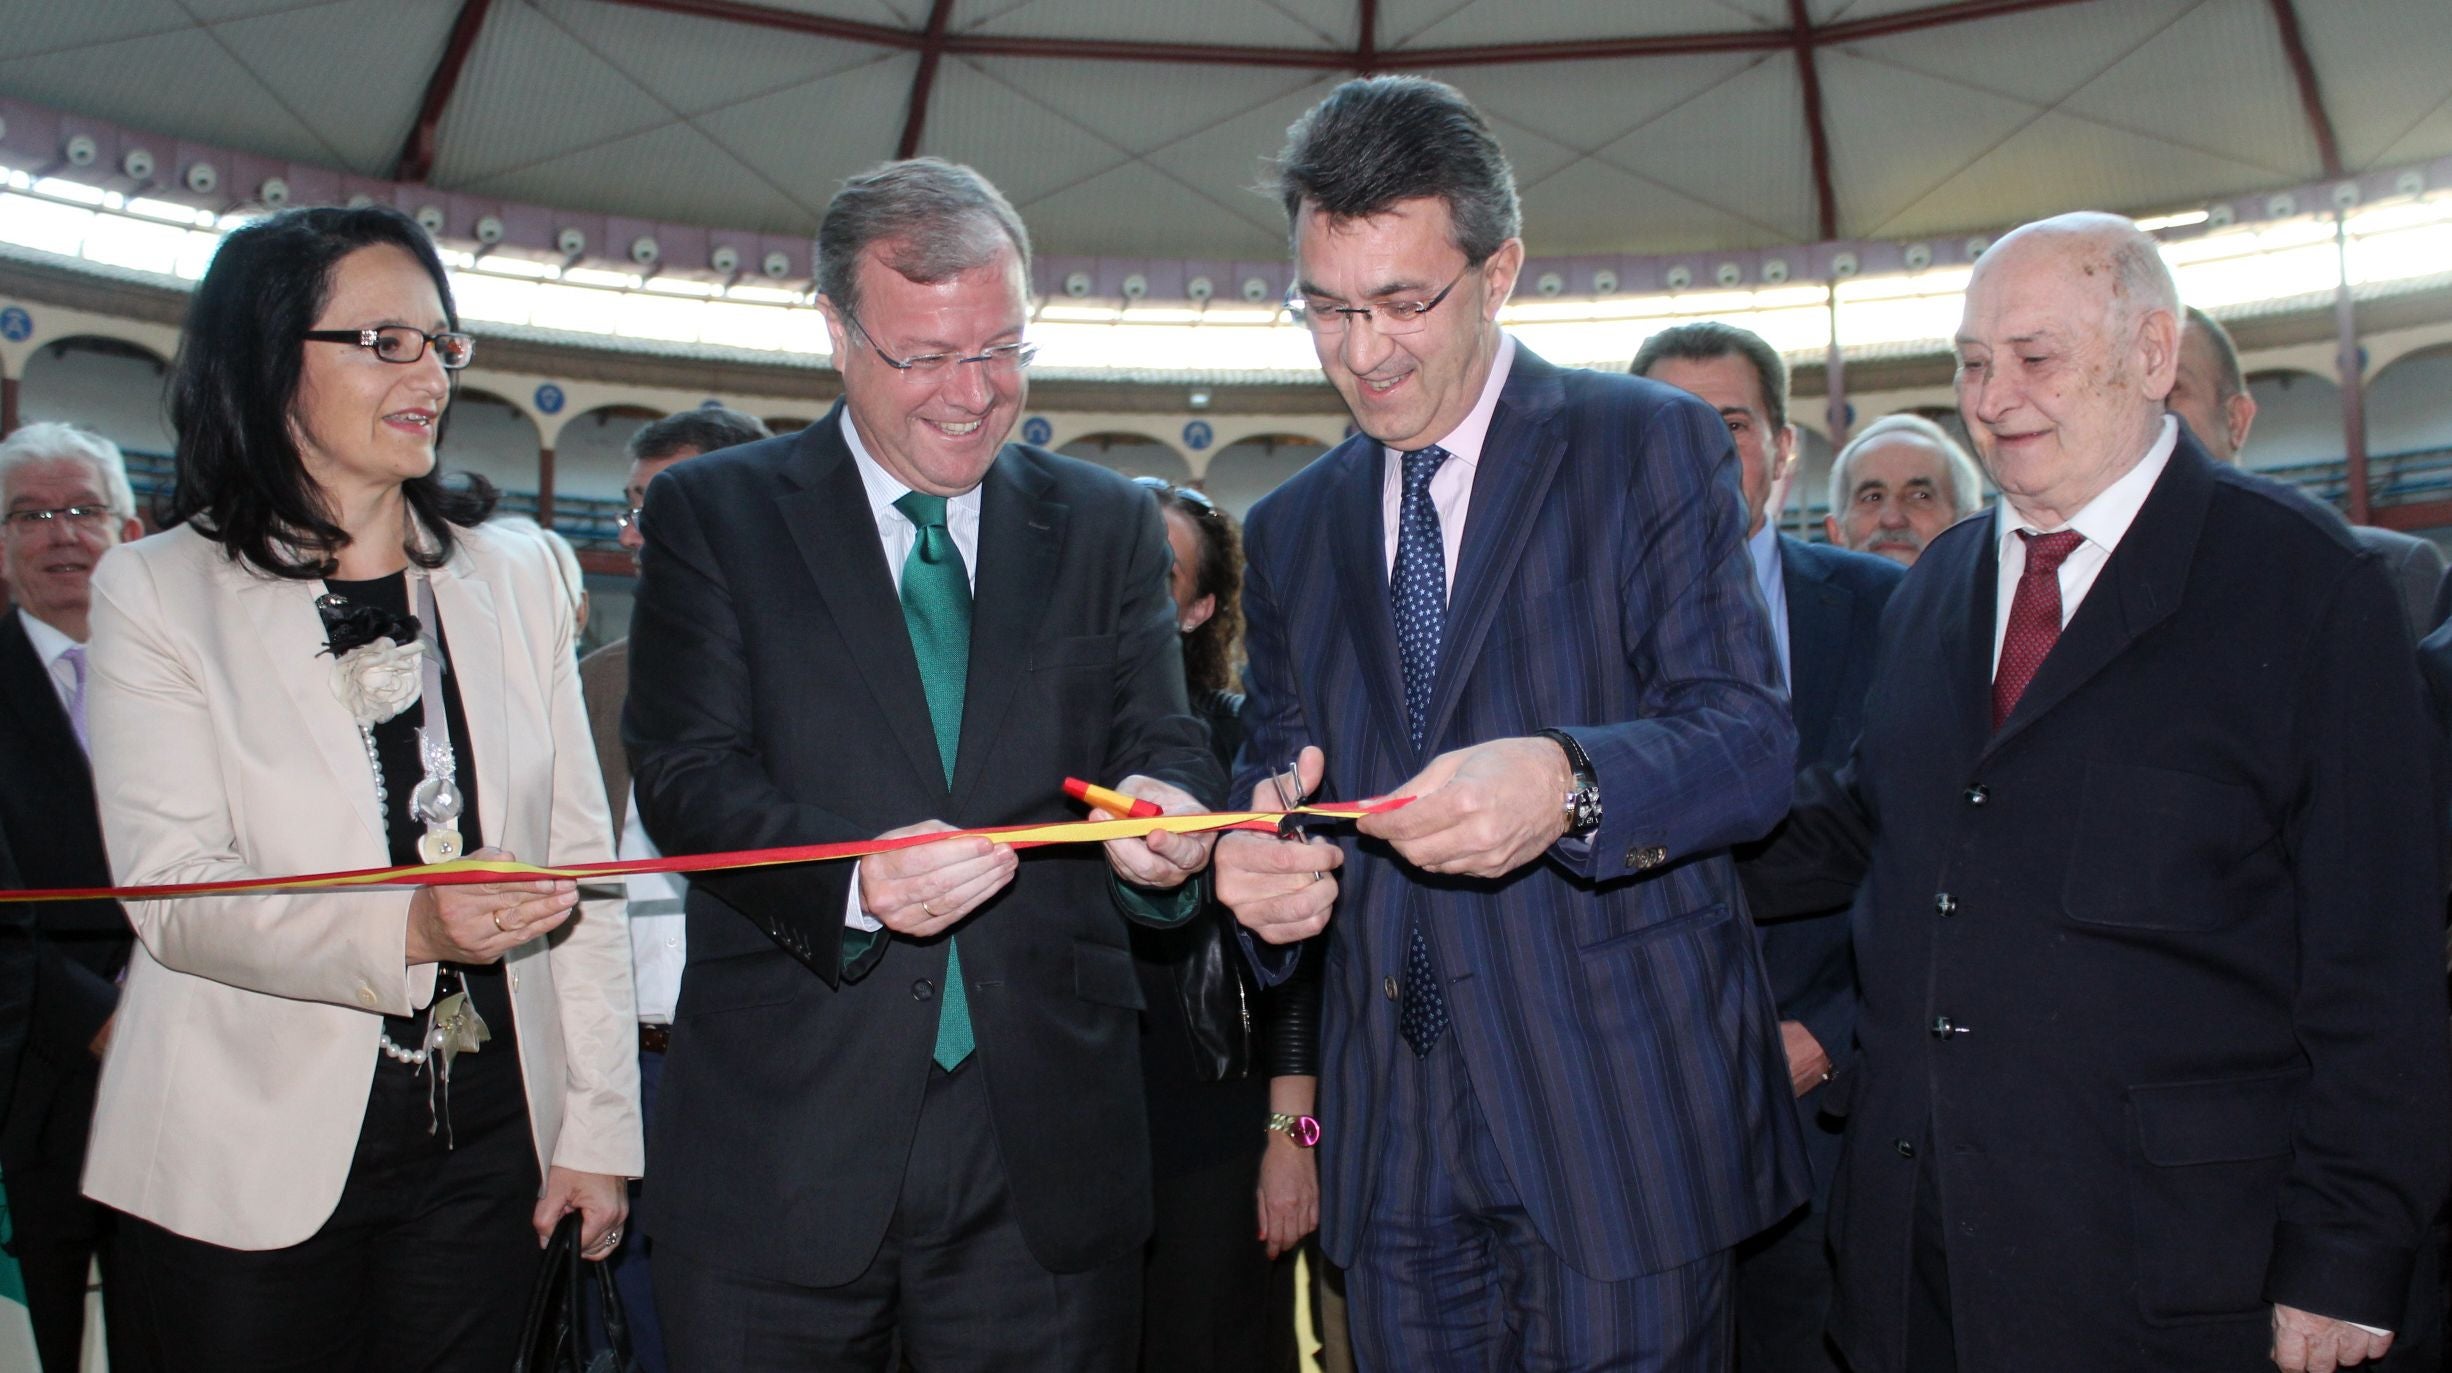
[1215,76,1808,1371]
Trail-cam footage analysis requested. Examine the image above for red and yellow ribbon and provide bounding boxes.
[0,803,1388,905]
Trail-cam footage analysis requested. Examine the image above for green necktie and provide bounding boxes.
[894,491,975,1072]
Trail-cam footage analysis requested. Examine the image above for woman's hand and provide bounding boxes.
[533,1165,630,1260]
[1255,1133,1320,1260]
[404,848,578,965]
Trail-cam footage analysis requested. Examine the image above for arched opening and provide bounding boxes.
[17,335,175,511]
[1060,431,1188,484]
[2239,370,2343,471]
[547,403,660,544]
[443,387,542,501]
[1204,434,1332,519]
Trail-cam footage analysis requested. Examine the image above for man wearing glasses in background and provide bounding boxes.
[1216,78,1804,1369]
[0,422,151,1373]
[623,158,1221,1370]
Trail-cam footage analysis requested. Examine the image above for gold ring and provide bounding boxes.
[922,900,936,917]
[491,913,505,933]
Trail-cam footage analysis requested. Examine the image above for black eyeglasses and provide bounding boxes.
[847,314,1037,383]
[1132,475,1219,516]
[302,326,475,370]
[617,506,644,533]
[1285,265,1472,337]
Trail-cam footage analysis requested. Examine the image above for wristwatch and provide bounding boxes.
[1265,1113,1321,1148]
[1535,728,1603,838]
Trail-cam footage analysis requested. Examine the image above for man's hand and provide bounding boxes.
[1217,746,1340,944]
[2272,1305,2392,1372]
[859,821,1020,939]
[1780,1020,1832,1098]
[1356,735,1575,879]
[1095,775,1215,890]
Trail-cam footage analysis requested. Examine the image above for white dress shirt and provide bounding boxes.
[620,785,686,1025]
[1989,415,2178,676]
[1380,335,1516,596]
[18,608,84,746]
[841,410,984,934]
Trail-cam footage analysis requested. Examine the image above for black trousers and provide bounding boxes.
[5,1166,147,1373]
[658,1062,1139,1373]
[1140,1147,1298,1373]
[1734,1203,1840,1373]
[112,1049,542,1373]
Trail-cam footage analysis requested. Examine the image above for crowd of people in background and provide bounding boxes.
[0,70,2446,1373]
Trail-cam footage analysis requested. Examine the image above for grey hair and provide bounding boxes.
[1829,413,1984,519]
[0,422,137,519]
[627,406,773,463]
[1630,321,1791,431]
[816,158,1032,326]
[1271,76,1522,265]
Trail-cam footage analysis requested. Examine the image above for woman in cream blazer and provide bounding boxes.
[80,205,641,1370]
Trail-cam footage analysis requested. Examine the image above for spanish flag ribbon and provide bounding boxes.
[0,802,1389,905]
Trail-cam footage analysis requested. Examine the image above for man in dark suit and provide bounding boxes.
[1635,321,1903,1373]
[2167,303,2445,639]
[625,159,1221,1371]
[1749,213,2450,1373]
[0,422,147,1372]
[1216,78,1806,1370]
[0,826,33,1118]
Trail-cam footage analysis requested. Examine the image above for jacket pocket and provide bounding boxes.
[2063,761,2262,931]
[2125,1069,2304,1325]
[673,950,807,1019]
[1072,939,1145,1010]
[1029,633,1116,671]
[1574,901,1731,957]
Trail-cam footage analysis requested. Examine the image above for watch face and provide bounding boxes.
[1292,1115,1321,1148]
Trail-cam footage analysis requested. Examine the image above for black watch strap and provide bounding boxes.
[1535,728,1603,838]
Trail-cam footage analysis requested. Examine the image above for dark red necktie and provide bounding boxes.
[1992,529,2086,730]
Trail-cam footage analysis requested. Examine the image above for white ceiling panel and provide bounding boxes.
[428,1,690,186]
[682,55,918,218]
[0,0,209,56]
[534,0,889,115]
[453,121,816,235]
[1850,0,2197,110]
[2374,98,2452,173]
[1816,47,2046,237]
[1518,158,1779,257]
[957,0,1346,50]
[2054,0,2313,180]
[210,0,464,175]
[1018,159,1285,259]
[2295,0,2452,170]
[912,59,1143,210]
[1436,51,1765,167]
[740,0,932,26]
[1380,0,1784,50]
[967,57,1326,157]
[1590,57,1818,246]
[1870,109,2284,239]
[1133,73,1354,251]
[0,25,346,167]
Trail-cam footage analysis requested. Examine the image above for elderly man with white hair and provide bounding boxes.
[1746,213,2448,1373]
[1822,413,1985,567]
[0,420,152,1373]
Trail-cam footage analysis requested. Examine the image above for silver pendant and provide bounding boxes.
[410,775,463,826]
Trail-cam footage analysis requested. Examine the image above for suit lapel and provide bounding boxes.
[952,450,1062,809]
[0,615,86,794]
[1418,352,1569,758]
[233,568,389,853]
[428,557,507,853]
[1779,540,1853,764]
[776,408,949,795]
[1320,438,1414,773]
[1984,440,2209,759]
[1932,518,1998,766]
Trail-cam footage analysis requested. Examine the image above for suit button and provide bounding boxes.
[1931,1015,1967,1038]
[1934,892,1957,917]
[913,979,935,1001]
[1895,1139,1917,1158]
[357,986,378,1007]
[1624,844,1667,871]
[1383,975,1400,1002]
[1964,785,1989,806]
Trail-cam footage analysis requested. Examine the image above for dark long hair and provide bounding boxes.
[165,204,496,578]
[1148,483,1244,697]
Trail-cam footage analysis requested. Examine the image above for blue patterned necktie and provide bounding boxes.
[892,491,975,1072]
[1391,446,1451,1056]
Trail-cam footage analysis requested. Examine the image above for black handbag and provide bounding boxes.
[512,1212,634,1373]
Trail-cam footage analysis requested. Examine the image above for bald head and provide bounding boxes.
[1954,212,2182,526]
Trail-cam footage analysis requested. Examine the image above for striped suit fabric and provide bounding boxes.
[1236,345,1809,1365]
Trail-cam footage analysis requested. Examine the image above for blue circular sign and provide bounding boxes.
[1182,420,1214,452]
[534,383,565,415]
[1022,416,1054,447]
[0,307,30,343]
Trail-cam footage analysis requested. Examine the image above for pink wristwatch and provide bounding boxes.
[1266,1113,1321,1148]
